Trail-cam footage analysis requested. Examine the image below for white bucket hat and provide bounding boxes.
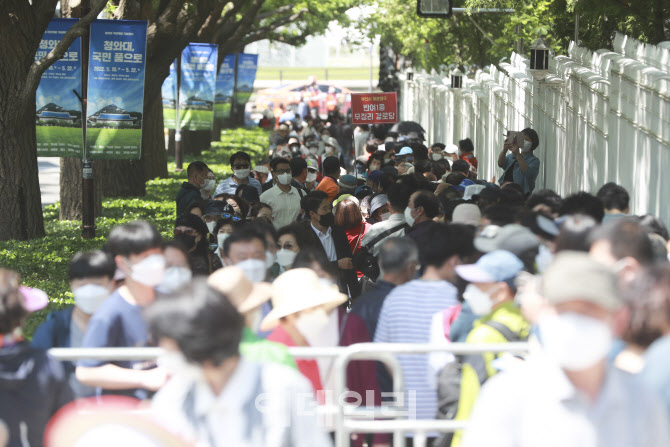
[207,266,272,314]
[259,268,347,331]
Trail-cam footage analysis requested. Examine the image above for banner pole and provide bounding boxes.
[175,55,183,172]
[81,0,95,239]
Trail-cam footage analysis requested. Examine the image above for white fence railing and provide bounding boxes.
[49,342,530,447]
[400,32,670,227]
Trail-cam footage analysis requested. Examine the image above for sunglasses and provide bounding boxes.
[174,227,198,237]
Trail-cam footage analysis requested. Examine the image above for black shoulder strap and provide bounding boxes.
[484,320,520,342]
[365,223,410,249]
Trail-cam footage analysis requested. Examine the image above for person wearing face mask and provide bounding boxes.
[259,158,302,229]
[304,158,320,191]
[359,183,411,258]
[497,128,540,195]
[213,215,243,266]
[430,142,446,161]
[148,279,330,447]
[439,250,529,447]
[301,191,358,297]
[174,214,223,276]
[405,191,442,255]
[276,223,311,272]
[201,200,226,240]
[368,193,390,224]
[214,151,263,197]
[76,221,170,399]
[462,251,670,447]
[32,250,116,398]
[262,269,348,396]
[156,242,192,295]
[176,161,209,218]
[222,226,269,284]
[200,168,217,200]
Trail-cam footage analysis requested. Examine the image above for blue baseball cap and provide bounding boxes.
[398,146,413,156]
[455,250,524,283]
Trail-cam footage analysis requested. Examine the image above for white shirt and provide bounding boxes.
[260,185,301,229]
[311,223,337,261]
[151,358,332,447]
[462,353,670,447]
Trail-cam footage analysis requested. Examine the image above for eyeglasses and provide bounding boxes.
[274,169,291,175]
[174,227,198,237]
[222,213,242,222]
[233,163,250,170]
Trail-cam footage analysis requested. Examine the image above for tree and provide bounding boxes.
[0,0,107,240]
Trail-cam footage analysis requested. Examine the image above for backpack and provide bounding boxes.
[434,320,525,447]
[352,222,409,281]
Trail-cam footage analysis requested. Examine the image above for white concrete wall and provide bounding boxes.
[400,33,670,225]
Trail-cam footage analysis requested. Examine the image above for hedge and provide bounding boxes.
[0,127,270,337]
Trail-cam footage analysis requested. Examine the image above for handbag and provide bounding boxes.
[352,222,409,281]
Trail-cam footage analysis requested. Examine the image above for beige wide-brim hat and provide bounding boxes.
[259,268,348,332]
[208,266,272,314]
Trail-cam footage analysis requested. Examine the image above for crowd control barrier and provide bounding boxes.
[49,342,530,447]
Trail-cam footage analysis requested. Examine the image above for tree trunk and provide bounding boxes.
[59,157,103,220]
[378,43,400,94]
[142,82,168,181]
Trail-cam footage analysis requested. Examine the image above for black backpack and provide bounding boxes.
[434,320,525,447]
[352,222,409,281]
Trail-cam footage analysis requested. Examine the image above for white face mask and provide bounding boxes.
[380,212,391,221]
[206,220,217,235]
[73,284,110,314]
[309,147,319,154]
[202,179,216,191]
[128,254,166,287]
[431,153,443,161]
[217,233,229,249]
[233,168,250,179]
[539,312,613,371]
[157,350,203,381]
[295,307,330,345]
[236,258,267,283]
[463,284,494,316]
[277,173,292,185]
[276,248,297,268]
[522,140,533,153]
[306,171,318,183]
[265,250,276,269]
[404,207,416,227]
[157,266,192,294]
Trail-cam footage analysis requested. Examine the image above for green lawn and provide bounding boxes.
[256,66,379,82]
[0,127,270,337]
[36,125,83,158]
[163,107,176,128]
[87,127,143,160]
[179,108,214,131]
[214,103,231,119]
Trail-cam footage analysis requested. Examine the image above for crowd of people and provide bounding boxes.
[2,120,670,447]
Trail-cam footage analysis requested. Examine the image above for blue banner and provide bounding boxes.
[214,54,235,120]
[86,19,148,160]
[179,43,218,131]
[235,53,258,106]
[162,60,178,129]
[35,18,83,158]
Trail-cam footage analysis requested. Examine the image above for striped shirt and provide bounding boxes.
[374,279,459,421]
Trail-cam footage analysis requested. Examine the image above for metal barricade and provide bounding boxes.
[48,342,530,447]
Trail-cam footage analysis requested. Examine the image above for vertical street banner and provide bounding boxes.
[214,54,236,120]
[35,18,83,158]
[235,53,258,106]
[86,19,148,160]
[162,60,178,129]
[179,44,218,131]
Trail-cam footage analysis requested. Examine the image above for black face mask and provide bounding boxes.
[175,233,196,250]
[319,212,335,227]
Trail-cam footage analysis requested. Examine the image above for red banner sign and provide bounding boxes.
[351,92,398,125]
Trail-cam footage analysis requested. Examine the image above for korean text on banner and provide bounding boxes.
[179,44,218,131]
[162,61,178,129]
[214,54,236,120]
[86,19,148,160]
[351,92,398,125]
[235,54,258,106]
[35,18,84,158]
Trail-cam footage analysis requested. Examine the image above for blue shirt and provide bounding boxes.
[77,290,152,399]
[499,152,540,194]
[374,279,459,420]
[215,176,263,197]
[641,334,670,416]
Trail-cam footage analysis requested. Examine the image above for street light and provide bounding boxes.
[530,37,550,81]
[451,68,464,88]
[417,0,452,18]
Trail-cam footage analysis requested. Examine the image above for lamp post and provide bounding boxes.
[530,37,550,81]
[451,68,464,88]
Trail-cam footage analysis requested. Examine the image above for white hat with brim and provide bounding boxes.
[207,266,272,314]
[260,268,348,331]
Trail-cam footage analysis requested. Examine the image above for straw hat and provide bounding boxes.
[259,268,347,331]
[207,266,272,314]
